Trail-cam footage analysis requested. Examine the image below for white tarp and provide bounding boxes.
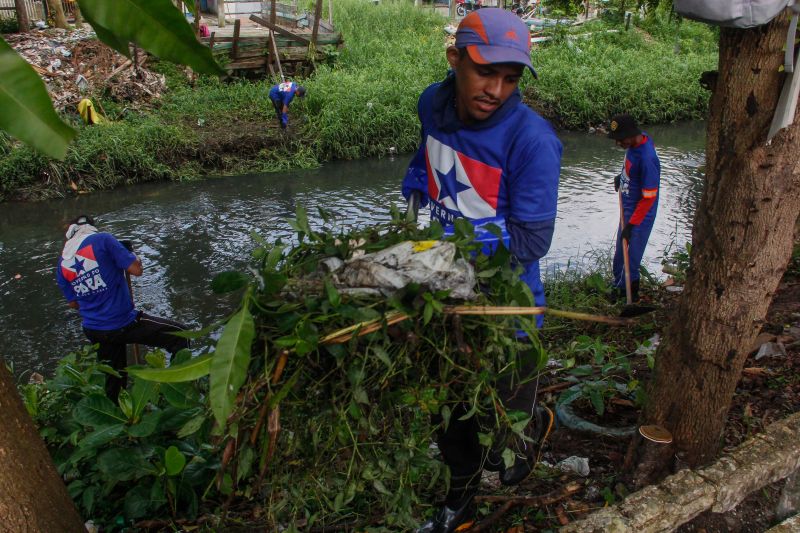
[331,240,477,300]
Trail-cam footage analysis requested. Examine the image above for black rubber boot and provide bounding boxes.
[415,497,475,533]
[498,405,554,486]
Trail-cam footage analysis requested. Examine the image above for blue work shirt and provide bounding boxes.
[56,233,138,330]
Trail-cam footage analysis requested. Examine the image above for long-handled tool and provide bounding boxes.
[121,240,143,365]
[618,191,633,306]
[321,306,634,345]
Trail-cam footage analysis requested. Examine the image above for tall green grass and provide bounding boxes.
[0,1,718,200]
[300,0,447,160]
[527,16,717,128]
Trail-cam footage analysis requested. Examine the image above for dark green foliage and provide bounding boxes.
[527,16,716,128]
[0,17,19,34]
[22,347,213,528]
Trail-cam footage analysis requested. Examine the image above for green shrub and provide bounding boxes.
[527,18,716,128]
[0,16,19,34]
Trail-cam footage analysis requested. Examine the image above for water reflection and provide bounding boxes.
[0,122,706,371]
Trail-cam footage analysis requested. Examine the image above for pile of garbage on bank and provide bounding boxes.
[6,28,166,111]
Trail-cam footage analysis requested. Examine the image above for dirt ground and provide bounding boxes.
[474,253,800,532]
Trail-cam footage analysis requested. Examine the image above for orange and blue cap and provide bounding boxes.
[455,8,536,78]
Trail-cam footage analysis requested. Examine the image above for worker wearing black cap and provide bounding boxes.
[608,113,661,302]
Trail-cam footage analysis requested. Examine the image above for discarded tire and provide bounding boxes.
[555,382,637,439]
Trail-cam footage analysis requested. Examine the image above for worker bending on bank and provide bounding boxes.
[269,80,306,129]
[402,9,561,532]
[56,215,189,400]
[608,113,661,302]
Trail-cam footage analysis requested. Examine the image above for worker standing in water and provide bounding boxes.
[608,113,661,303]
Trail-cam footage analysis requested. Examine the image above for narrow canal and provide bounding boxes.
[0,122,706,372]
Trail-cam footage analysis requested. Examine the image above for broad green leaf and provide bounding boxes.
[118,389,133,419]
[177,413,206,439]
[74,394,128,427]
[237,446,255,482]
[372,346,392,368]
[78,0,222,75]
[288,204,314,240]
[588,387,605,416]
[0,38,75,159]
[78,6,129,54]
[162,382,201,409]
[211,271,249,294]
[501,448,515,469]
[267,367,301,410]
[123,485,154,520]
[83,486,97,516]
[210,304,255,426]
[157,406,203,432]
[423,302,433,325]
[164,446,186,476]
[557,387,582,406]
[127,410,161,438]
[372,479,392,496]
[145,351,167,368]
[128,353,212,383]
[130,377,159,421]
[76,424,126,450]
[97,448,155,481]
[324,279,341,308]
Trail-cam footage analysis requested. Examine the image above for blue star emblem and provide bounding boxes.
[72,258,85,274]
[436,165,470,205]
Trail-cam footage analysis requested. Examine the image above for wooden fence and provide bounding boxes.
[0,0,75,21]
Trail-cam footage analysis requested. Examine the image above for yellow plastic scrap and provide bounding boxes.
[78,98,105,125]
[412,240,438,253]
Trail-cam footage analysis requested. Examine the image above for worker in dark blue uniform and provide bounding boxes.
[268,81,306,129]
[402,9,561,532]
[608,113,661,302]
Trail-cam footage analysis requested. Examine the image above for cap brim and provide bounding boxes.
[466,45,537,79]
[608,126,641,141]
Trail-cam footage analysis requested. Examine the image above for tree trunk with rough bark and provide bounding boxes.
[46,0,69,28]
[630,13,800,485]
[0,363,85,532]
[14,0,30,32]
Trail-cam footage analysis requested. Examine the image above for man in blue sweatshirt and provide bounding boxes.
[402,9,561,532]
[268,80,306,129]
[56,215,189,400]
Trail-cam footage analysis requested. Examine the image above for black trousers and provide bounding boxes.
[84,311,190,399]
[435,359,541,506]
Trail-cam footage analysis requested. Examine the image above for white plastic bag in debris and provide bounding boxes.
[329,240,476,300]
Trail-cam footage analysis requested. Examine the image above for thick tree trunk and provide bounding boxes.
[14,0,30,32]
[0,363,85,532]
[46,0,69,29]
[632,13,800,483]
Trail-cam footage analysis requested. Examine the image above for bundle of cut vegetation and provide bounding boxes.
[24,209,556,530]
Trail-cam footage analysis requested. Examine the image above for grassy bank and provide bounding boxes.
[530,9,717,128]
[0,1,716,200]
